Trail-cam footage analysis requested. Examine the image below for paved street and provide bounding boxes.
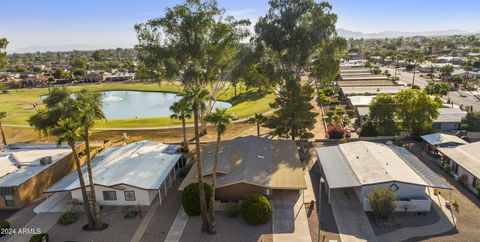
[446,91,480,112]
[382,66,429,88]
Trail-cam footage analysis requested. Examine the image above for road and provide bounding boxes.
[446,90,480,112]
[382,66,429,88]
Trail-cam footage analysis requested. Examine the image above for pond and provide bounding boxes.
[100,91,232,119]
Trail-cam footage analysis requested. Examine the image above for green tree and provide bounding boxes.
[248,113,266,136]
[170,97,192,148]
[395,89,441,136]
[205,108,234,233]
[28,88,95,229]
[311,37,348,87]
[75,89,107,230]
[409,51,424,87]
[0,38,8,71]
[425,81,449,96]
[52,68,67,79]
[265,79,317,140]
[461,111,480,131]
[440,64,454,82]
[369,94,398,135]
[0,112,7,146]
[368,187,397,221]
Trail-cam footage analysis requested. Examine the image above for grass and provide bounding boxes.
[0,82,275,128]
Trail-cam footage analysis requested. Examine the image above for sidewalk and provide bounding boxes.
[7,213,62,242]
[272,190,312,242]
[164,207,188,242]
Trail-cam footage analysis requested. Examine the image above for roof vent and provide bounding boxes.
[39,156,53,165]
[257,155,264,159]
[356,156,359,159]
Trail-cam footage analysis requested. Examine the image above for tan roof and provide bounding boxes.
[438,142,480,178]
[179,136,306,191]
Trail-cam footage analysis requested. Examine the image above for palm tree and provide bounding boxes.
[0,112,7,146]
[248,113,266,136]
[75,89,106,230]
[170,97,192,149]
[183,85,212,233]
[412,52,424,87]
[464,56,474,89]
[205,108,234,234]
[393,53,403,81]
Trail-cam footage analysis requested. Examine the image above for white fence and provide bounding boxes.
[363,196,432,212]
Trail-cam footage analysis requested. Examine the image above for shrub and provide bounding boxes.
[57,212,76,225]
[225,203,240,218]
[359,120,378,137]
[368,187,397,221]
[476,186,480,199]
[0,220,10,233]
[179,163,192,177]
[327,125,346,139]
[30,233,49,242]
[326,110,335,119]
[182,183,212,216]
[241,194,272,225]
[346,109,355,117]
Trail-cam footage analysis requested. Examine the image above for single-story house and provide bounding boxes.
[438,142,480,195]
[317,141,450,212]
[104,72,135,82]
[46,141,181,206]
[179,136,307,202]
[340,85,408,96]
[0,144,80,209]
[433,108,467,132]
[21,74,50,87]
[84,71,102,82]
[348,96,374,123]
[421,133,467,151]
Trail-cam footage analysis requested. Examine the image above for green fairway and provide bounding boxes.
[0,82,275,128]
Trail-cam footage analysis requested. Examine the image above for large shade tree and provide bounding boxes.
[0,38,8,71]
[255,0,338,139]
[135,0,248,233]
[368,94,398,136]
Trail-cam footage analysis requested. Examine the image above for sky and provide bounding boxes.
[1,0,479,53]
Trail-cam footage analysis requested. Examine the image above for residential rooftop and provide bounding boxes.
[438,142,480,180]
[421,133,468,146]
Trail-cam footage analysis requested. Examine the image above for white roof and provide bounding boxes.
[338,141,428,186]
[435,108,466,123]
[438,142,480,179]
[47,141,180,192]
[341,86,407,95]
[0,144,71,186]
[348,96,374,107]
[421,133,468,146]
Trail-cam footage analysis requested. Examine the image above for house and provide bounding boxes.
[316,141,450,212]
[46,141,182,206]
[84,71,102,82]
[0,143,83,209]
[340,85,407,96]
[179,136,307,201]
[421,133,468,155]
[348,96,374,123]
[438,142,480,195]
[104,72,134,82]
[433,108,467,132]
[21,74,50,87]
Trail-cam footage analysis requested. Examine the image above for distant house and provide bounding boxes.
[348,96,374,123]
[46,141,182,206]
[421,133,468,155]
[179,136,307,201]
[21,74,49,87]
[316,141,450,212]
[104,72,134,82]
[340,85,408,96]
[438,142,480,195]
[0,143,83,209]
[84,71,102,82]
[433,108,467,132]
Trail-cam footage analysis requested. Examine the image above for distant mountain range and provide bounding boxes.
[337,28,479,39]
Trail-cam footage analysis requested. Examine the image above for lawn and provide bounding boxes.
[0,82,275,128]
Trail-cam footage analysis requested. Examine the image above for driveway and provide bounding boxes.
[272,190,311,242]
[330,188,377,242]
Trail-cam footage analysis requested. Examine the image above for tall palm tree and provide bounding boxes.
[248,113,266,136]
[75,89,106,230]
[464,56,474,89]
[393,53,403,81]
[0,112,7,146]
[170,97,192,149]
[412,52,424,87]
[183,85,212,232]
[205,108,234,234]
[29,97,95,228]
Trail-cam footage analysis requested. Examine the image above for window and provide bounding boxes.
[4,195,14,207]
[103,191,117,201]
[452,162,459,175]
[473,177,478,188]
[124,191,136,201]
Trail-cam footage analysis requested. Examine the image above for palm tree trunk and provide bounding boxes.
[0,120,6,146]
[181,117,188,148]
[208,132,220,234]
[193,103,212,233]
[257,122,260,136]
[69,140,94,228]
[200,109,207,135]
[412,62,417,87]
[84,127,102,229]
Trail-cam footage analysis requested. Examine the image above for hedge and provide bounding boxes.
[30,233,49,242]
[182,183,212,216]
[0,220,10,236]
[240,194,272,225]
[57,212,76,225]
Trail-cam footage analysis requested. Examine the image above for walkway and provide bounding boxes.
[33,192,70,214]
[272,190,312,242]
[330,188,377,242]
[164,207,189,242]
[130,198,159,242]
[7,212,62,242]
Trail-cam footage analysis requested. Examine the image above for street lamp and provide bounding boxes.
[318,176,325,242]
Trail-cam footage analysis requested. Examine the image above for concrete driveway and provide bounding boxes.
[330,188,378,242]
[272,190,311,242]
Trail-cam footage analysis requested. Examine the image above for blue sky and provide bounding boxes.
[1,0,479,52]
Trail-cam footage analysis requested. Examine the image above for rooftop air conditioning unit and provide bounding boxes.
[39,156,53,165]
